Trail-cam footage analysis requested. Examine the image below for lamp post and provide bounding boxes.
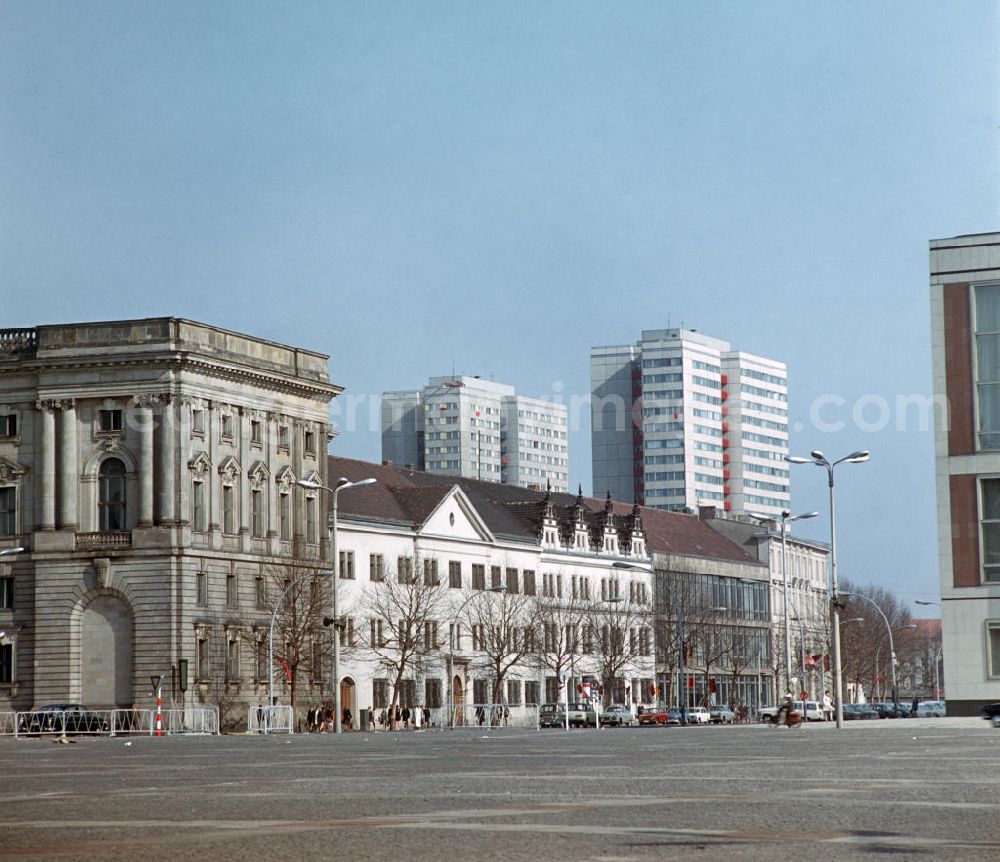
[915,601,942,698]
[0,547,24,557]
[298,476,376,733]
[268,570,333,714]
[785,449,869,729]
[448,585,505,729]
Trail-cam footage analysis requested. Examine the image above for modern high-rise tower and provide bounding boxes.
[590,329,789,517]
[381,376,569,491]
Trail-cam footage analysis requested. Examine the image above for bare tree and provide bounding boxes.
[532,594,589,703]
[587,594,653,705]
[360,554,448,724]
[465,589,539,706]
[252,555,331,710]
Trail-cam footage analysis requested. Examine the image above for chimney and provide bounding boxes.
[698,505,718,521]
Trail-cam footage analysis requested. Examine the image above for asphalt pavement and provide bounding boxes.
[2,717,999,861]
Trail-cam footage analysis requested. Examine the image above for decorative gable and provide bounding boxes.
[247,460,270,488]
[188,451,211,477]
[275,464,297,492]
[0,457,27,484]
[217,455,241,483]
[418,486,495,543]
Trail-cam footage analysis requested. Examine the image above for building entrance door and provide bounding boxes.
[80,595,134,707]
[340,678,356,729]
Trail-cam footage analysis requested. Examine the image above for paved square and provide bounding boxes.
[2,718,999,860]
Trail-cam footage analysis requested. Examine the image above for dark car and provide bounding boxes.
[842,703,879,720]
[18,704,110,735]
[982,702,1000,720]
[873,702,910,719]
[538,704,565,728]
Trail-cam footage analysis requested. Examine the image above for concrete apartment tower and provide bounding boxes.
[381,376,568,491]
[590,329,788,517]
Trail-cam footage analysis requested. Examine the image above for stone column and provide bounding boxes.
[37,400,56,530]
[134,396,155,527]
[158,396,176,524]
[58,400,78,530]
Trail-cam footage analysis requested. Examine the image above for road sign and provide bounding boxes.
[150,675,162,691]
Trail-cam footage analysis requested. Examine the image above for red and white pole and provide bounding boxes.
[155,684,163,737]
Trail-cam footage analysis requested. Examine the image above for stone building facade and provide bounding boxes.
[0,318,338,714]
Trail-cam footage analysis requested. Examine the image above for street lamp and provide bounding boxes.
[298,476,376,733]
[449,584,505,729]
[785,449,869,728]
[268,570,334,715]
[749,511,818,698]
[0,547,25,557]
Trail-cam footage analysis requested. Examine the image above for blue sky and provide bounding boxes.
[2,1,998,611]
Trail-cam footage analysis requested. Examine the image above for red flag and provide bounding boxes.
[276,657,291,682]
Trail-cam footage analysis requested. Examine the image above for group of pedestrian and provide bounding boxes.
[372,705,432,730]
[306,702,334,732]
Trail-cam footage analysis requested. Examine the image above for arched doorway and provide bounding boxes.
[80,595,134,707]
[339,678,356,729]
[453,675,464,726]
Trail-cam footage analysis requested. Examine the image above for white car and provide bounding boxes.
[795,700,824,721]
[685,706,710,725]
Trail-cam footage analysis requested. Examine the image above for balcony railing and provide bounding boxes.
[0,329,38,358]
[75,531,132,550]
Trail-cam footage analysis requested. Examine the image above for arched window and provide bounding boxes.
[98,459,126,531]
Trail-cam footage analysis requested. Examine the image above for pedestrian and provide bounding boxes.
[256,703,265,734]
[343,706,352,730]
[911,696,921,717]
[822,690,834,722]
[423,706,431,727]
[368,709,376,732]
[402,706,411,730]
[413,705,422,730]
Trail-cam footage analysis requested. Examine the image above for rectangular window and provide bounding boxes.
[0,487,15,536]
[507,679,522,706]
[472,564,486,590]
[370,553,385,582]
[304,430,316,455]
[197,633,210,679]
[226,573,237,607]
[222,485,236,535]
[425,678,443,709]
[373,678,389,709]
[221,414,234,440]
[98,409,122,432]
[0,414,17,437]
[279,493,291,541]
[250,419,262,445]
[397,556,413,584]
[424,620,439,650]
[255,576,266,610]
[312,640,323,679]
[448,560,462,589]
[226,637,240,680]
[506,567,519,594]
[545,676,560,704]
[192,481,206,532]
[525,680,540,706]
[370,618,386,647]
[0,643,11,684]
[398,679,416,709]
[306,497,317,544]
[983,478,1000,582]
[423,559,439,586]
[339,551,355,580]
[990,622,1000,678]
[523,570,536,596]
[192,408,205,435]
[975,283,1000,449]
[491,566,502,590]
[0,575,12,609]
[278,425,290,451]
[196,572,207,607]
[251,489,264,538]
[473,678,488,705]
[339,617,355,648]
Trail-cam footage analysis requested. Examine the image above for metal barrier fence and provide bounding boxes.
[247,704,294,734]
[448,703,539,730]
[2,707,219,737]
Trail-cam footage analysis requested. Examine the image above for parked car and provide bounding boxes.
[983,702,1000,727]
[685,706,711,725]
[18,704,110,735]
[873,701,910,719]
[601,705,634,727]
[539,704,565,728]
[709,705,736,724]
[795,700,824,722]
[638,707,682,726]
[914,700,946,718]
[842,703,879,720]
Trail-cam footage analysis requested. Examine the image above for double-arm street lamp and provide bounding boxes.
[448,585,505,729]
[298,476,376,733]
[785,450,869,729]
